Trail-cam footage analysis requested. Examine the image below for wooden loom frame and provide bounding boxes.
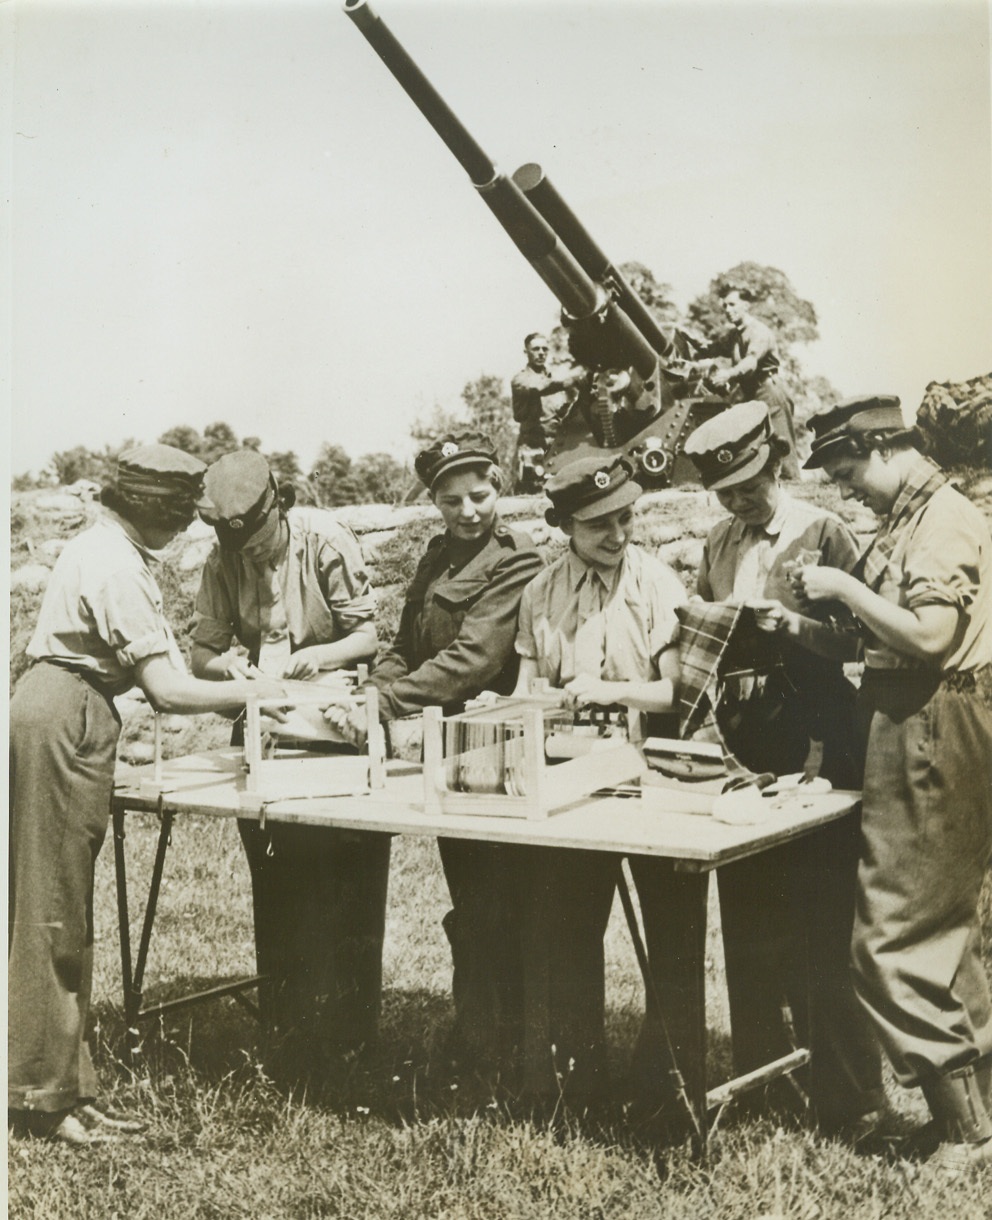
[422,695,644,820]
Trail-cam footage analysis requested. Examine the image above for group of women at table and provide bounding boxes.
[9,395,992,1174]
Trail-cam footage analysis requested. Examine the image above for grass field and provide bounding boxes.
[8,477,992,1218]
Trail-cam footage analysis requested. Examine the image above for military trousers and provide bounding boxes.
[852,668,992,1085]
[9,662,121,1114]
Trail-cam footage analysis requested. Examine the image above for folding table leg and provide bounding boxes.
[617,859,710,1153]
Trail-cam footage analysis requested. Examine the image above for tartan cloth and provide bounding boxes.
[855,454,947,592]
[675,601,756,781]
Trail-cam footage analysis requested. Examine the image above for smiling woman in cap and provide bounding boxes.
[190,447,386,1083]
[509,452,688,1108]
[683,401,884,1134]
[9,444,285,1147]
[326,430,543,1076]
[792,395,992,1170]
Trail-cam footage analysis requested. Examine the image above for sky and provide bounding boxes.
[6,0,992,478]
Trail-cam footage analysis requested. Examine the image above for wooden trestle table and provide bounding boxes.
[111,748,861,1148]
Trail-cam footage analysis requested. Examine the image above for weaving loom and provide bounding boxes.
[239,678,386,810]
[422,691,643,820]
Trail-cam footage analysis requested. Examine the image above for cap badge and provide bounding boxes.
[440,442,459,458]
[716,448,734,465]
[228,517,244,530]
[593,469,610,489]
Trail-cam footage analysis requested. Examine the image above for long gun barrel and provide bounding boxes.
[512,164,674,361]
[343,0,659,379]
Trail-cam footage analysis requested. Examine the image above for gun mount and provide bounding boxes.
[344,0,727,488]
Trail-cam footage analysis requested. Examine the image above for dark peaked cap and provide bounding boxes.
[115,444,206,501]
[414,431,499,491]
[804,395,903,469]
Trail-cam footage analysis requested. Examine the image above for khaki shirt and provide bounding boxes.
[192,507,376,663]
[516,544,686,738]
[697,492,859,610]
[510,365,571,449]
[27,511,182,694]
[372,520,543,720]
[863,482,992,673]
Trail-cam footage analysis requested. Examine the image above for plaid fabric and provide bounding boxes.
[675,602,754,781]
[856,454,947,591]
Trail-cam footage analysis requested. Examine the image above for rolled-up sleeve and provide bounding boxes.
[89,565,173,668]
[192,554,237,655]
[903,513,981,612]
[317,527,377,635]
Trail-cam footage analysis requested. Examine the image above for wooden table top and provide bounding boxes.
[113,750,860,872]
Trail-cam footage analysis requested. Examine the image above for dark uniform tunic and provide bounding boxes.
[697,492,884,1127]
[193,508,389,1076]
[371,519,544,1068]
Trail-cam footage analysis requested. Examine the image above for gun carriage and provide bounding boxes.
[344,0,727,487]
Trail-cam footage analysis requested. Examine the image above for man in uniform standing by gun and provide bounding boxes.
[510,332,585,491]
[684,286,801,479]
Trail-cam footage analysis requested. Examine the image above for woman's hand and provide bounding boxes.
[281,648,322,681]
[746,598,794,635]
[796,564,856,605]
[324,702,368,748]
[563,673,616,709]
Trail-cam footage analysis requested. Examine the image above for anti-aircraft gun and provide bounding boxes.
[344,0,727,487]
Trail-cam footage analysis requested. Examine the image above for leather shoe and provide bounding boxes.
[79,1103,146,1135]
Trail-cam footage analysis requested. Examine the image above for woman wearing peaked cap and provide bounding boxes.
[793,396,992,1170]
[9,445,285,1147]
[191,448,388,1083]
[327,431,543,1076]
[509,453,689,1110]
[683,401,883,1134]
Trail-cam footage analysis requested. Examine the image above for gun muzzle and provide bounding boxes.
[345,0,627,326]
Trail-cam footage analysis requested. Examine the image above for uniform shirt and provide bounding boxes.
[372,520,543,720]
[27,511,182,695]
[862,478,992,673]
[697,491,859,610]
[696,315,782,400]
[192,507,376,663]
[510,365,571,449]
[515,544,686,739]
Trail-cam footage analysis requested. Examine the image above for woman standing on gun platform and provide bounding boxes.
[682,401,883,1135]
[792,396,992,1172]
[326,432,543,1079]
[9,445,285,1147]
[191,449,387,1084]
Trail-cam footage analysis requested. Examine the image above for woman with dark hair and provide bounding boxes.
[327,431,543,1074]
[9,445,284,1147]
[794,397,992,1172]
[682,401,884,1134]
[191,448,386,1082]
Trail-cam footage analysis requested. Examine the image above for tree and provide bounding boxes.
[311,443,360,506]
[618,261,680,331]
[351,453,409,505]
[199,422,241,465]
[685,261,822,422]
[157,425,204,457]
[685,262,819,354]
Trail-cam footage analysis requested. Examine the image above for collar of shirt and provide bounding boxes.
[731,490,792,543]
[565,546,622,595]
[99,509,163,565]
